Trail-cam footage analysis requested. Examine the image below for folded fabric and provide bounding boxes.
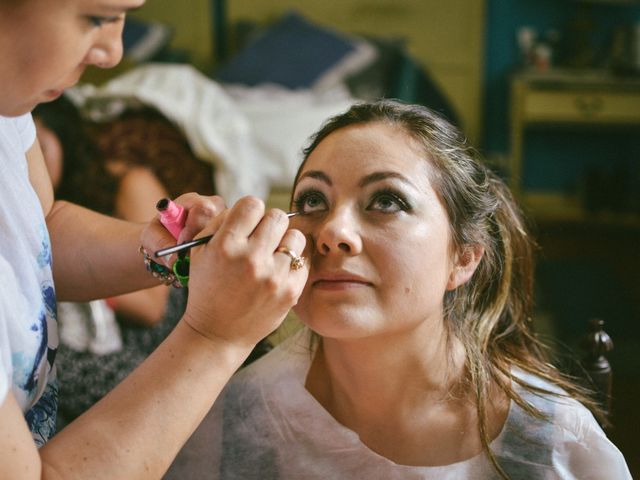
[222,83,356,189]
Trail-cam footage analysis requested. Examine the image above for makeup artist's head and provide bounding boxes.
[0,0,144,117]
[291,99,535,362]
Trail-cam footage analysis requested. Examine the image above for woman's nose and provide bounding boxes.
[314,209,362,256]
[85,23,125,69]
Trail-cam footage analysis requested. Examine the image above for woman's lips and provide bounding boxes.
[311,274,372,290]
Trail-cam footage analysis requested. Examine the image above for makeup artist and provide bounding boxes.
[0,1,308,478]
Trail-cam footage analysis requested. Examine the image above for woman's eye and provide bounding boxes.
[88,16,106,27]
[368,191,410,213]
[293,191,327,214]
[87,15,120,27]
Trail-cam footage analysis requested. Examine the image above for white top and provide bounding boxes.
[0,113,58,446]
[170,328,632,479]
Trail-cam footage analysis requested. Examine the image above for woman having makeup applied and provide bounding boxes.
[170,100,631,479]
[0,1,308,478]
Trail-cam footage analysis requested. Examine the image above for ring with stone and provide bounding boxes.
[275,246,306,271]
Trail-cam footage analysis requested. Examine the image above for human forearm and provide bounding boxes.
[1,196,307,480]
[40,320,250,479]
[47,200,157,301]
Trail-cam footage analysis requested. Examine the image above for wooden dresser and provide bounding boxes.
[509,69,640,224]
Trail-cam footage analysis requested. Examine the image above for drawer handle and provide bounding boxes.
[575,96,603,115]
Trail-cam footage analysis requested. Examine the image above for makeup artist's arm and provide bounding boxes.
[4,142,310,479]
[47,202,165,301]
[3,197,309,479]
[26,141,222,301]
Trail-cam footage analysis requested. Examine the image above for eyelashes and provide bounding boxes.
[370,188,412,213]
[292,189,327,215]
[292,187,412,215]
[87,15,122,28]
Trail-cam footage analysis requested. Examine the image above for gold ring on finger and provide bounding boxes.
[275,246,306,271]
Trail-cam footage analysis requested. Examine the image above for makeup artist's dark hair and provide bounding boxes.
[294,99,603,479]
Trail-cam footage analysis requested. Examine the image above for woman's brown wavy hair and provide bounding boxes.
[293,99,604,479]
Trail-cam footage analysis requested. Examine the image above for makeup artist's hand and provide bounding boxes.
[140,193,226,268]
[182,196,308,348]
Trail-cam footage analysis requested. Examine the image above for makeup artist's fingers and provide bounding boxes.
[274,228,308,280]
[184,196,265,267]
[214,196,266,254]
[275,229,306,258]
[183,199,308,346]
[286,215,314,258]
[140,217,182,268]
[139,194,226,268]
[248,208,291,253]
[174,193,226,243]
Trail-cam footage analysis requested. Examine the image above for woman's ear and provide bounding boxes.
[446,244,484,290]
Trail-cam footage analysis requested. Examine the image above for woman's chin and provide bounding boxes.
[300,315,376,341]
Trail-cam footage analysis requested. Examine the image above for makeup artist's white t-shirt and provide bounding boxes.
[0,113,58,446]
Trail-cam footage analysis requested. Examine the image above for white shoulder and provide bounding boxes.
[553,401,631,479]
[515,370,632,479]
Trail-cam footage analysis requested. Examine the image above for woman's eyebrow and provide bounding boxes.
[358,171,414,188]
[297,170,332,186]
[98,2,143,13]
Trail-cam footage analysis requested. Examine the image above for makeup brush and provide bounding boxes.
[154,211,300,258]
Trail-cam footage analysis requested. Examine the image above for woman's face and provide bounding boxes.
[292,122,458,340]
[0,0,144,116]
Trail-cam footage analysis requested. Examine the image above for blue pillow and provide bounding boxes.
[123,17,173,62]
[215,11,364,89]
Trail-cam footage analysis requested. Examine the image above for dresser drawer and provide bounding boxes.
[523,90,640,124]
